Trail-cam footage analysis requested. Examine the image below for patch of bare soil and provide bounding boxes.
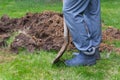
[0,48,16,63]
[101,27,120,53]
[0,11,120,53]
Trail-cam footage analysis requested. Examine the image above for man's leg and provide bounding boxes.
[63,0,92,52]
[84,0,101,59]
[63,0,101,66]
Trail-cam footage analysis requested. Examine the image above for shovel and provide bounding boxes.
[53,20,69,64]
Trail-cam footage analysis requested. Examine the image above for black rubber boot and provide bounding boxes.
[95,48,101,60]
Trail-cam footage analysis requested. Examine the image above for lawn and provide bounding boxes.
[0,0,62,18]
[0,0,120,80]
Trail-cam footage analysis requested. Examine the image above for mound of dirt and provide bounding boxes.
[0,11,120,53]
[102,27,120,40]
[8,11,73,53]
[100,27,120,53]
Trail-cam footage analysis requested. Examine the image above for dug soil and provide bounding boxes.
[0,11,120,53]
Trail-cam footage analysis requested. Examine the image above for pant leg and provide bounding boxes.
[63,0,101,53]
[84,0,102,48]
[63,0,91,51]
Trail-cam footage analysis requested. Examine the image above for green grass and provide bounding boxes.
[0,51,120,80]
[0,0,62,18]
[101,0,120,29]
[0,0,120,80]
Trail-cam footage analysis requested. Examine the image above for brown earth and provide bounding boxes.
[0,11,120,53]
[100,27,120,53]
